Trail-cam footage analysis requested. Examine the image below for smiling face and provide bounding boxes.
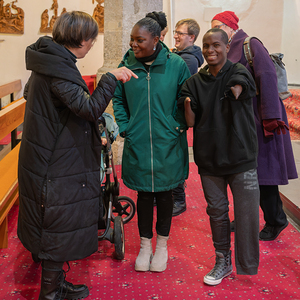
[129,25,159,58]
[202,31,229,74]
[173,23,194,51]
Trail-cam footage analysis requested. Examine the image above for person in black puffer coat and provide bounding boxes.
[17,11,136,300]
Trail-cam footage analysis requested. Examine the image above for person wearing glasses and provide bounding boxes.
[211,11,297,241]
[171,18,204,217]
[173,18,204,75]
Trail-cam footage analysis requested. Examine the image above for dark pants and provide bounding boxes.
[259,185,287,226]
[200,169,260,275]
[137,190,173,239]
[172,182,186,203]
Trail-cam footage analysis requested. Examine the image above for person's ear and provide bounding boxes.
[153,36,159,46]
[226,43,230,53]
[189,35,195,43]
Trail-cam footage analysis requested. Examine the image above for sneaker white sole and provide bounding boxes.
[203,269,233,285]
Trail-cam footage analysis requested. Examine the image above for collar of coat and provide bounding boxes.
[121,41,171,70]
[200,60,233,78]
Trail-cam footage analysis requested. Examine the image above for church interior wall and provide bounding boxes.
[0,0,299,107]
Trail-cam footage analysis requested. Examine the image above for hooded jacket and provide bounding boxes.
[172,45,204,75]
[112,42,191,192]
[180,60,258,175]
[17,36,117,262]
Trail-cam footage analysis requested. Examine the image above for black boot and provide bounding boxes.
[172,182,186,216]
[39,261,89,300]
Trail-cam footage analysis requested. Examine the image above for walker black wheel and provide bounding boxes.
[113,216,125,260]
[112,196,136,224]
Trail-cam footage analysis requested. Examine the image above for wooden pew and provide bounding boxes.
[0,95,25,248]
[0,79,22,108]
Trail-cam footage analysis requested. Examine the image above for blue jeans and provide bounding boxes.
[200,169,260,275]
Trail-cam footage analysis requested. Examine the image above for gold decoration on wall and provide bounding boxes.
[92,0,104,33]
[40,0,67,33]
[0,0,24,34]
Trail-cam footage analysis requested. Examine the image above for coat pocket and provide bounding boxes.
[195,127,249,169]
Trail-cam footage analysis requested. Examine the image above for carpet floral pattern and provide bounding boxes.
[0,163,300,299]
[284,89,300,140]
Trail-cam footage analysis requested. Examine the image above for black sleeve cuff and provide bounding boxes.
[107,72,117,81]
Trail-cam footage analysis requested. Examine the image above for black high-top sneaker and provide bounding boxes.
[204,251,233,285]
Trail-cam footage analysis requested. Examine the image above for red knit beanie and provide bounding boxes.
[212,11,239,30]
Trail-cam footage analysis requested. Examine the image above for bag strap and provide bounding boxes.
[243,36,263,69]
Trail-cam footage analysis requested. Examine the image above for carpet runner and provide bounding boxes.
[284,89,300,140]
[0,163,299,299]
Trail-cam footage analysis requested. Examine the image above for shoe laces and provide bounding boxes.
[207,254,230,277]
[56,262,70,300]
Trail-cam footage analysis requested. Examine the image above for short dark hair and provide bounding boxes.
[203,28,228,45]
[52,11,98,48]
[135,11,167,38]
[175,18,200,42]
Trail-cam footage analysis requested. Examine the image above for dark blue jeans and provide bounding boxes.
[137,190,173,239]
[200,169,260,275]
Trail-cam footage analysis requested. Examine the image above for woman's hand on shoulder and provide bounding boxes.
[110,67,138,83]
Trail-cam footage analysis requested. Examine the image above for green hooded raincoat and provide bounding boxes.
[113,42,191,192]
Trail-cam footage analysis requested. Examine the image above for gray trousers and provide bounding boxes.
[200,169,260,275]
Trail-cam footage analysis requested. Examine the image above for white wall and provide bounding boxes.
[0,0,299,107]
[163,0,300,85]
[282,0,300,85]
[0,0,104,105]
[163,0,284,51]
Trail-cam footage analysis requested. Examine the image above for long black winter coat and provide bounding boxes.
[17,36,117,262]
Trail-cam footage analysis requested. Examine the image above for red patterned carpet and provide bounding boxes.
[1,163,300,299]
[284,89,300,140]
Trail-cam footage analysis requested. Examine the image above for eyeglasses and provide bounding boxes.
[213,23,226,29]
[173,30,189,36]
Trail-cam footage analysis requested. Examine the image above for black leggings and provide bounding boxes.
[137,190,173,239]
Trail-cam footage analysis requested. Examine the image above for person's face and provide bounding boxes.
[202,31,229,69]
[211,20,232,39]
[160,27,168,42]
[69,38,95,59]
[173,24,194,51]
[130,25,159,58]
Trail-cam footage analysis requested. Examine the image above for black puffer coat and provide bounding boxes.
[17,36,117,262]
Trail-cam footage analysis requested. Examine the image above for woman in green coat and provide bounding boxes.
[113,12,190,273]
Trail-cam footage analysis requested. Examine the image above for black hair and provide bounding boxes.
[204,28,228,45]
[135,11,167,38]
[52,11,98,48]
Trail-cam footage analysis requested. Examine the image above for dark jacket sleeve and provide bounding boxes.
[250,38,281,119]
[51,73,117,122]
[225,63,257,101]
[178,77,198,114]
[174,59,192,129]
[180,53,198,75]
